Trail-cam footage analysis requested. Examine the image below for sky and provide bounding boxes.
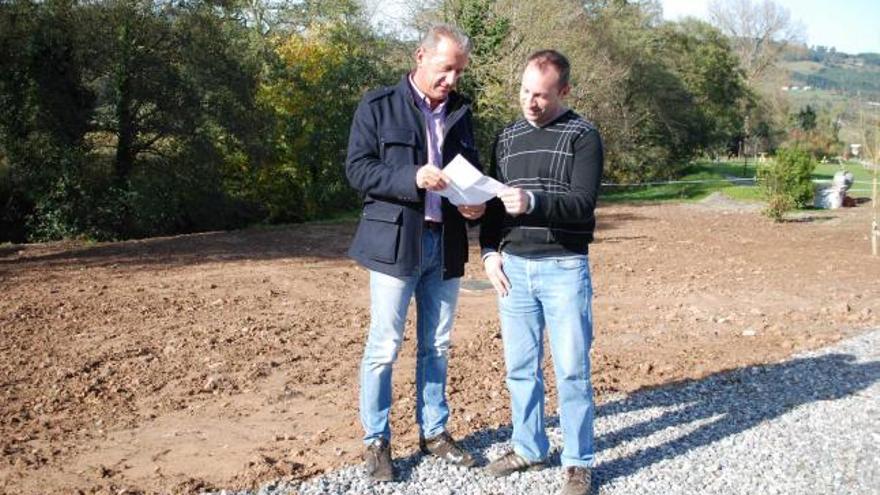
[659,0,879,55]
[371,1,878,54]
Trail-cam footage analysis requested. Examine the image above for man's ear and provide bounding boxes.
[559,83,571,98]
[415,46,425,67]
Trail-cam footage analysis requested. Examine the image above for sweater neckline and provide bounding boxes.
[524,108,574,130]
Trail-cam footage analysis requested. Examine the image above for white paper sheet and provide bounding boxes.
[438,154,506,206]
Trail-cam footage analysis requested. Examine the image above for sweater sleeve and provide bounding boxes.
[479,136,506,257]
[344,97,421,202]
[529,129,603,223]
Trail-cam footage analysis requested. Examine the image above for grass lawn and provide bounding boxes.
[600,161,763,203]
[601,159,878,203]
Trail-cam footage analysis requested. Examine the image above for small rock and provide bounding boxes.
[742,328,757,337]
[202,377,218,392]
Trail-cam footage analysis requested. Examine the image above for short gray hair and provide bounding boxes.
[419,24,472,55]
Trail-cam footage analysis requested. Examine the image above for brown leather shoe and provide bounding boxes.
[485,450,545,477]
[419,431,476,467]
[364,438,393,482]
[559,466,591,495]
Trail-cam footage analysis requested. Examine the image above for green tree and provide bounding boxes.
[656,19,748,156]
[441,0,513,160]
[593,5,748,180]
[255,9,390,221]
[78,0,270,238]
[795,105,817,132]
[0,0,95,241]
[2,0,271,241]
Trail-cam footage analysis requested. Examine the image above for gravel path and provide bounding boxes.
[211,329,880,495]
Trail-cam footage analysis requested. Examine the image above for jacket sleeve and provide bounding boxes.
[528,129,603,223]
[459,111,486,227]
[479,136,506,256]
[345,97,421,202]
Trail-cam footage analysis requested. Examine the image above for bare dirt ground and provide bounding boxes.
[1,198,878,494]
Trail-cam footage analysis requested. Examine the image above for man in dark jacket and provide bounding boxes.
[345,24,485,482]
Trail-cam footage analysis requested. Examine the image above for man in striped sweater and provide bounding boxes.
[480,50,603,495]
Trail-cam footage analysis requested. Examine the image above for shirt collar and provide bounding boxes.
[408,73,447,114]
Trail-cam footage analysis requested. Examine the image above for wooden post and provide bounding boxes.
[873,119,879,256]
[873,159,878,256]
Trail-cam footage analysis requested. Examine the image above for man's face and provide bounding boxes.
[413,36,469,105]
[519,62,570,126]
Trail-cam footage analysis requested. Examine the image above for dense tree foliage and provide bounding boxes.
[0,0,783,242]
[1,0,390,241]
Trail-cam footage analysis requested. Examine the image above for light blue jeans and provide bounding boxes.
[360,228,460,444]
[498,252,595,467]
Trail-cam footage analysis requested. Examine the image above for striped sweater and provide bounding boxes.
[480,110,604,258]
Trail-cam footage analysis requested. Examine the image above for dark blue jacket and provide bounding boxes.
[345,75,480,279]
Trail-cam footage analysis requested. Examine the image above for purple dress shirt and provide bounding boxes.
[408,75,446,223]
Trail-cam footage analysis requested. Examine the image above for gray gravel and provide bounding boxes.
[209,329,880,495]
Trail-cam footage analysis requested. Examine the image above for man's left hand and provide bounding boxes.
[498,187,530,216]
[457,203,486,220]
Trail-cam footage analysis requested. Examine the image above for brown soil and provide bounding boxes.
[1,199,878,494]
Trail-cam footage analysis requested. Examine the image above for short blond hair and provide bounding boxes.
[527,49,570,88]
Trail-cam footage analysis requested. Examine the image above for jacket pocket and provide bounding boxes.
[360,202,403,264]
[380,128,417,164]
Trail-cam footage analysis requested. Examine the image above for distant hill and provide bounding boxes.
[773,45,880,147]
[781,45,880,97]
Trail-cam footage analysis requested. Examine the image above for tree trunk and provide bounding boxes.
[114,22,136,184]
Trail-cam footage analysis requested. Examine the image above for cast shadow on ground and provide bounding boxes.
[3,204,643,273]
[782,215,837,224]
[0,222,357,271]
[585,351,879,490]
[385,350,879,490]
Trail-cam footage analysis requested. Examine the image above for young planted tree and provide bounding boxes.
[758,147,816,222]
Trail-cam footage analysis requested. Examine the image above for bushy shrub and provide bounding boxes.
[758,147,816,221]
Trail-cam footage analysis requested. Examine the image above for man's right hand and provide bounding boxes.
[483,253,510,297]
[416,164,449,191]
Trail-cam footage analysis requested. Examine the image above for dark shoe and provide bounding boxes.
[559,466,591,495]
[485,450,544,477]
[419,431,476,467]
[364,438,394,482]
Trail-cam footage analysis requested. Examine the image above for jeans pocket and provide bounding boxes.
[553,256,586,270]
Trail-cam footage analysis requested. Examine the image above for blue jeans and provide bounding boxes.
[360,228,461,443]
[498,252,595,467]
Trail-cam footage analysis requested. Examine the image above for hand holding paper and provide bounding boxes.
[437,154,505,206]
